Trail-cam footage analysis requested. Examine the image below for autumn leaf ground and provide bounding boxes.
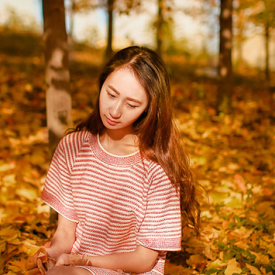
[0,50,275,275]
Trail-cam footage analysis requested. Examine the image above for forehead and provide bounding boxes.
[105,68,146,95]
[108,67,138,82]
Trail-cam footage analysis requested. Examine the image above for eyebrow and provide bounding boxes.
[108,85,142,104]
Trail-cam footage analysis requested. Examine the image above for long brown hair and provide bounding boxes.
[72,46,200,235]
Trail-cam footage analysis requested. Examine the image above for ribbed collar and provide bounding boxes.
[89,133,142,167]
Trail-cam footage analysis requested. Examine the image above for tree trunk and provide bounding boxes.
[216,0,233,114]
[156,0,164,57]
[264,21,270,83]
[236,9,245,66]
[105,0,114,60]
[42,0,72,224]
[68,0,76,42]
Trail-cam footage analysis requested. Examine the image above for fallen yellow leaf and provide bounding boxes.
[165,260,198,275]
[224,258,242,275]
[234,174,246,193]
[0,164,12,172]
[164,260,186,275]
[246,264,261,275]
[231,226,254,239]
[0,241,6,253]
[0,226,20,238]
[6,264,21,273]
[252,252,270,265]
[207,259,225,270]
[8,237,22,245]
[2,174,16,186]
[186,254,205,266]
[9,258,26,270]
[5,272,17,275]
[268,243,275,259]
[15,187,37,201]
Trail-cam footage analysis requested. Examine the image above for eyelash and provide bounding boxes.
[127,104,137,109]
[107,91,137,108]
[107,92,116,98]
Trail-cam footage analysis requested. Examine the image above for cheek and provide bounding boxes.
[130,110,145,122]
[99,94,104,111]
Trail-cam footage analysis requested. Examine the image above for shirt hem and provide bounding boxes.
[136,240,181,252]
[41,197,79,223]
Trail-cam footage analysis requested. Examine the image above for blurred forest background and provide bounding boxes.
[0,0,275,274]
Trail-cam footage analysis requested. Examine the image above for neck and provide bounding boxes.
[99,129,139,156]
[102,128,134,141]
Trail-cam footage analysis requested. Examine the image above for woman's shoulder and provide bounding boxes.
[145,158,169,179]
[60,130,94,149]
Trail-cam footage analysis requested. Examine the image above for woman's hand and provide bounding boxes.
[25,247,49,275]
[25,214,76,273]
[25,247,48,270]
[56,253,93,266]
[55,253,70,266]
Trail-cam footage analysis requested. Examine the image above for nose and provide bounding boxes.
[109,101,122,119]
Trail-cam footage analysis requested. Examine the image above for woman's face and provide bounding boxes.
[99,68,148,134]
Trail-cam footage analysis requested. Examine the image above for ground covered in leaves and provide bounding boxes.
[0,51,275,275]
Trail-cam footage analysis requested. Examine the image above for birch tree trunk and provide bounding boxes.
[216,0,233,114]
[264,22,270,83]
[156,0,164,57]
[105,0,114,60]
[42,0,72,223]
[235,8,245,66]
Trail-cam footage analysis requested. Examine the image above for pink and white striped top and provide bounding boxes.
[41,131,181,275]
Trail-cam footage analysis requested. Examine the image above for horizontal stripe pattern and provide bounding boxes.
[41,131,181,275]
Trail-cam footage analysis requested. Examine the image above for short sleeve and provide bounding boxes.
[41,138,79,222]
[137,165,182,251]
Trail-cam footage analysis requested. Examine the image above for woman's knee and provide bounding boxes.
[47,266,65,275]
[47,266,74,275]
[47,266,90,275]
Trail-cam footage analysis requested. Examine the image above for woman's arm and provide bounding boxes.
[90,245,159,273]
[56,245,159,274]
[46,214,77,259]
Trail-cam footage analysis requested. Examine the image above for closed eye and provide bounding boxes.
[127,103,138,108]
[107,92,116,98]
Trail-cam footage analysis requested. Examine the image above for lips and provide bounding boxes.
[106,116,119,126]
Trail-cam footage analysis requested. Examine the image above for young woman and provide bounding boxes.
[25,46,200,275]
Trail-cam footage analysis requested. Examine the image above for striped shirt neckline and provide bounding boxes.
[88,132,142,166]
